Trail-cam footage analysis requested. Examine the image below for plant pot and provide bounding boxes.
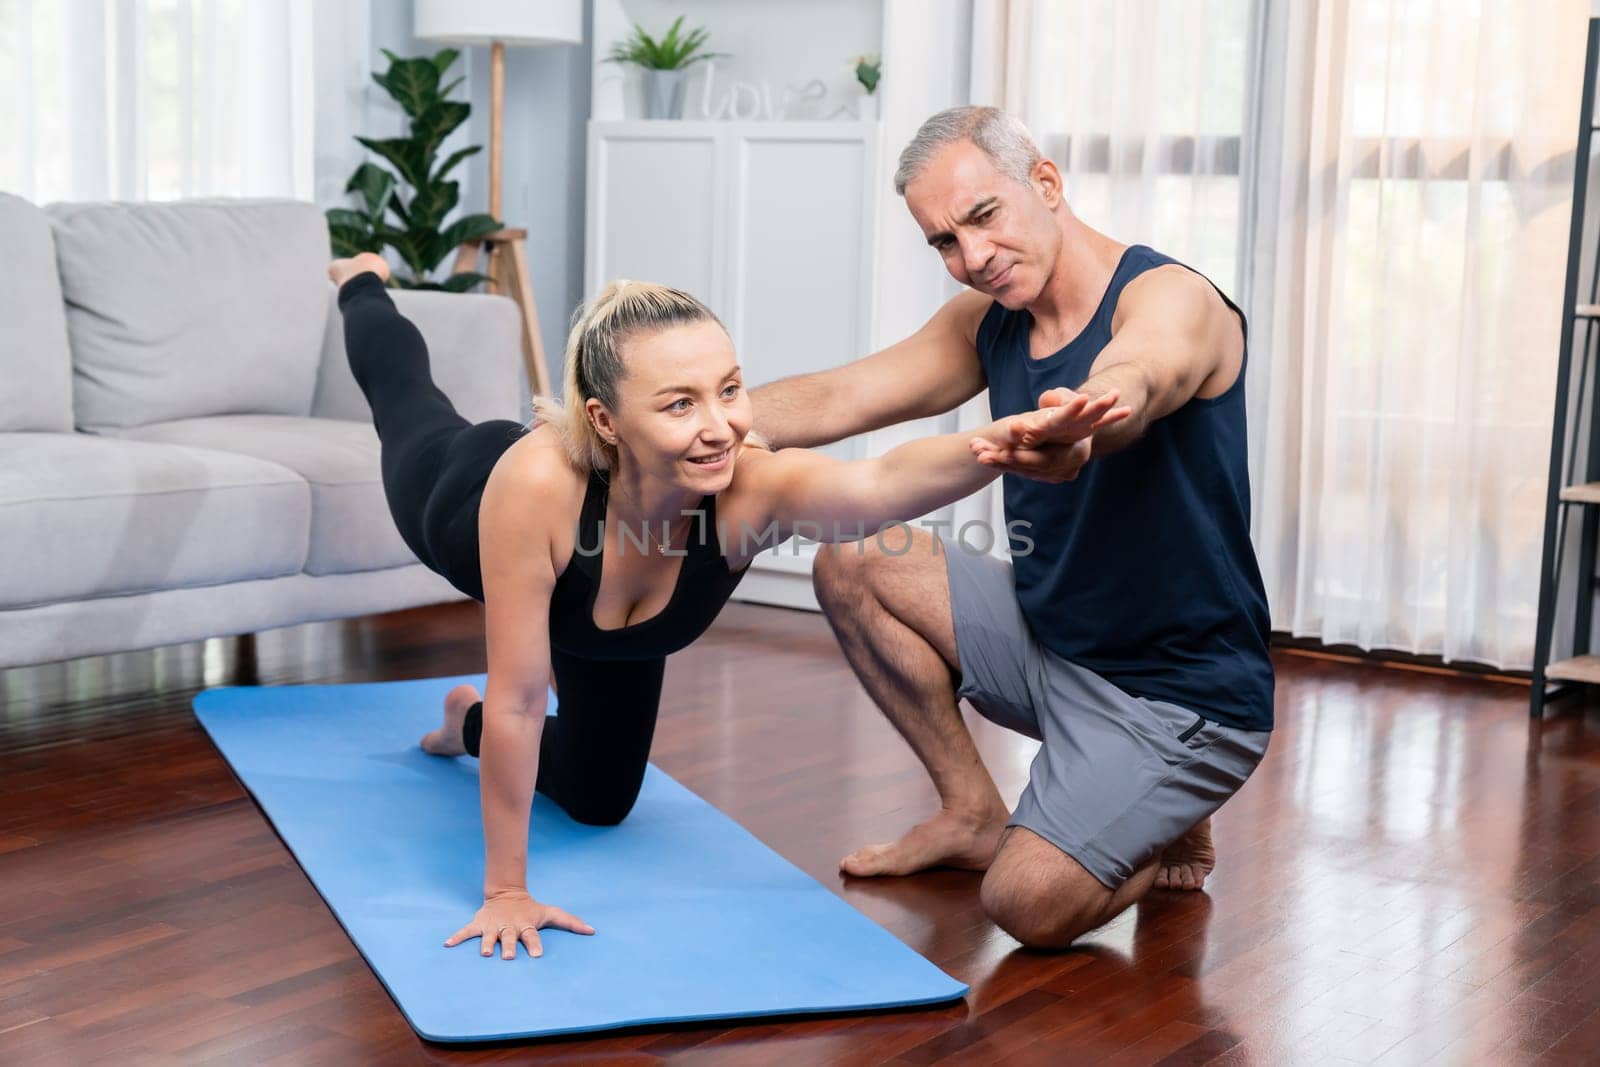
[858,93,879,120]
[643,68,689,120]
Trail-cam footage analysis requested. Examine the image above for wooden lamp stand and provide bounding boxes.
[449,41,553,398]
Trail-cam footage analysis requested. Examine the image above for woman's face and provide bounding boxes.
[591,319,751,494]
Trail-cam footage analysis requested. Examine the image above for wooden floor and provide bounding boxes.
[2,601,1598,1064]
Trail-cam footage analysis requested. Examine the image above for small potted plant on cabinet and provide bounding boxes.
[607,16,724,120]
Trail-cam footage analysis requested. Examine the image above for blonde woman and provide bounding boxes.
[327,253,1126,964]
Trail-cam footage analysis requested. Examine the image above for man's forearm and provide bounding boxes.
[1076,363,1153,458]
[749,373,846,450]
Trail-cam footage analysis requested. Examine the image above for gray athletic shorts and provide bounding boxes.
[942,539,1271,890]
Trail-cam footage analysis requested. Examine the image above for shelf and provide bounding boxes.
[1534,20,1600,717]
[1546,655,1600,683]
[1560,483,1600,503]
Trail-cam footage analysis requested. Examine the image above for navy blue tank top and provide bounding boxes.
[977,245,1274,731]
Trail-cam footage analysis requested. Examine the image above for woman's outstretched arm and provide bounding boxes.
[730,391,1128,551]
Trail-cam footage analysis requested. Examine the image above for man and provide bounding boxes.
[748,106,1274,949]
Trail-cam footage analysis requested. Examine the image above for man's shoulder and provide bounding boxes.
[1114,257,1233,334]
[939,287,998,348]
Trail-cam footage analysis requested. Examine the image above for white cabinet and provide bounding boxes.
[584,119,880,608]
[589,130,723,300]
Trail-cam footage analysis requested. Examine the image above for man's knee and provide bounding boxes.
[979,829,1119,949]
[814,533,960,668]
[980,873,1104,949]
[812,541,876,614]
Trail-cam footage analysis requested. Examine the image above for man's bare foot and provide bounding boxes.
[840,803,1009,877]
[1155,818,1216,891]
[327,251,390,288]
[420,684,478,757]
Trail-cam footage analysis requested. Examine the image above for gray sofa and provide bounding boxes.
[0,194,525,669]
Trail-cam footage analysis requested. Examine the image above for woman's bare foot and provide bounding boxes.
[327,251,390,288]
[1155,818,1216,890]
[840,803,1009,877]
[420,684,479,757]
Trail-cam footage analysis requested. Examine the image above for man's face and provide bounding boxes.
[904,139,1060,310]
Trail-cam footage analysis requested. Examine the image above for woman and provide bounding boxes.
[328,253,1126,963]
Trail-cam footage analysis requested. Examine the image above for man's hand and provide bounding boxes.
[444,888,595,960]
[968,388,1131,484]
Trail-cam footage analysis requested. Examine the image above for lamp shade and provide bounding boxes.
[414,0,582,47]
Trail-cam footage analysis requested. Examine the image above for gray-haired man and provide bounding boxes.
[750,106,1274,948]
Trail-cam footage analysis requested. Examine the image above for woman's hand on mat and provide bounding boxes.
[443,889,595,960]
[969,388,1130,484]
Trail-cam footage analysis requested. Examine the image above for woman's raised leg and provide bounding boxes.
[332,257,473,572]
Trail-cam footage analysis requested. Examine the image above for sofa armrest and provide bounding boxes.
[311,284,527,425]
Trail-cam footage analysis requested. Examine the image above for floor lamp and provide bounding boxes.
[413,0,583,398]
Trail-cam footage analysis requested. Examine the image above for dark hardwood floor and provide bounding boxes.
[2,600,1598,1064]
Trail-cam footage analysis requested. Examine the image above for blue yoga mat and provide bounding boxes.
[193,674,967,1043]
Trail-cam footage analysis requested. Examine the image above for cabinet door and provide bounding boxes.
[726,131,873,465]
[587,131,722,301]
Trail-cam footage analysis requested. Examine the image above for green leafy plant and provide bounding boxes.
[325,49,501,291]
[606,15,725,71]
[855,54,881,95]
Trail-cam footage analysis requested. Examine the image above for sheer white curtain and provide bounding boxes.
[1244,1,1586,667]
[0,0,369,205]
[1007,0,1586,669]
[1026,0,1249,287]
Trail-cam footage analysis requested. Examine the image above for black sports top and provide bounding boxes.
[547,470,749,661]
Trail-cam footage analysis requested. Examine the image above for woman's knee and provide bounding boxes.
[548,754,650,827]
[564,797,637,827]
[559,782,643,827]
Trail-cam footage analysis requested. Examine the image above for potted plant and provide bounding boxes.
[855,54,881,120]
[607,15,725,120]
[325,49,501,290]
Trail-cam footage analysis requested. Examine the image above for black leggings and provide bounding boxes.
[340,272,664,826]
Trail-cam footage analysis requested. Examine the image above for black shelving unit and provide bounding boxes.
[1532,18,1600,717]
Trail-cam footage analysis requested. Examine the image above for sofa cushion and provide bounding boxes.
[312,286,527,426]
[47,198,330,432]
[0,195,75,432]
[113,415,417,576]
[0,432,310,609]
